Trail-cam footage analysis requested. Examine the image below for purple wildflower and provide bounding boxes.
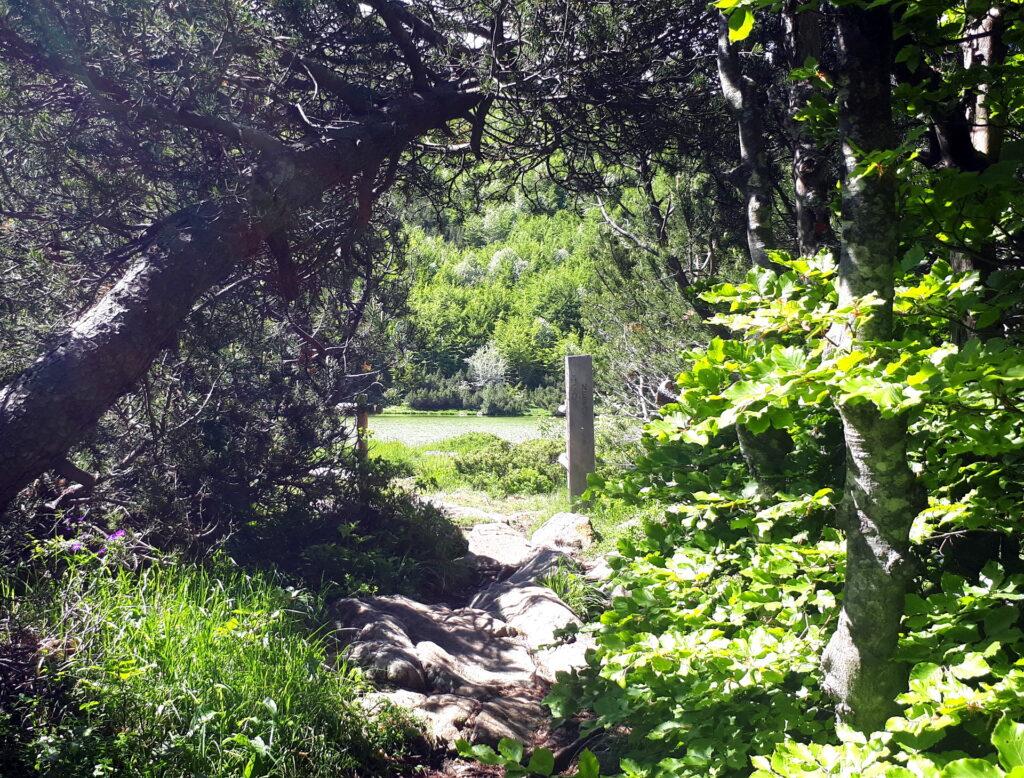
[106,529,126,541]
[68,541,85,553]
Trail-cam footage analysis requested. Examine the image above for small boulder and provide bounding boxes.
[477,584,579,649]
[531,512,594,552]
[347,641,427,692]
[583,557,614,582]
[503,547,569,586]
[465,522,535,569]
[359,689,428,713]
[534,635,596,682]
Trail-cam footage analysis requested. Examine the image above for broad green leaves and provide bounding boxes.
[456,739,600,777]
[993,717,1024,772]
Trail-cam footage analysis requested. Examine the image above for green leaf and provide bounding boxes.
[727,8,754,41]
[499,738,525,765]
[457,741,503,766]
[526,747,555,776]
[941,759,1004,778]
[951,653,991,680]
[994,716,1024,770]
[578,749,600,778]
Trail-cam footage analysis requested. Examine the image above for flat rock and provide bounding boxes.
[464,522,535,569]
[473,583,579,650]
[415,639,535,694]
[531,512,594,552]
[360,689,428,713]
[473,695,548,744]
[331,595,537,696]
[420,694,480,742]
[330,507,599,751]
[534,635,596,682]
[443,504,511,525]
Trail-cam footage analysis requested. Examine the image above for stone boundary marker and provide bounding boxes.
[565,355,595,502]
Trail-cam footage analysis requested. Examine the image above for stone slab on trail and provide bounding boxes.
[463,522,536,572]
[530,512,595,552]
[336,506,600,750]
[471,548,595,682]
[333,594,548,745]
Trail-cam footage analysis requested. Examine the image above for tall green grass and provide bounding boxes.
[371,432,565,497]
[6,558,414,776]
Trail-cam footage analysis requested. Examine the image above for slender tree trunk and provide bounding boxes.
[715,14,799,489]
[963,7,1006,161]
[820,6,924,732]
[716,14,775,269]
[783,3,834,256]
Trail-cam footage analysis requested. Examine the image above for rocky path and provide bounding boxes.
[329,501,600,765]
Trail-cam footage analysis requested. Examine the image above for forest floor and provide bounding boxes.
[337,487,607,776]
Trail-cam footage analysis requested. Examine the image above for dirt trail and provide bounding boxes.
[330,496,600,773]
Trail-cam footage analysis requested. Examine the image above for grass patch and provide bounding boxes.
[537,559,607,620]
[1,552,416,777]
[371,432,565,497]
[377,405,552,417]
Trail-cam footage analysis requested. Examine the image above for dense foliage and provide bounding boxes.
[554,252,1024,775]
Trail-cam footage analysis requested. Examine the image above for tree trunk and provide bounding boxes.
[820,6,923,732]
[963,7,1006,161]
[0,88,478,511]
[0,202,265,510]
[783,4,833,256]
[716,14,801,489]
[716,14,775,269]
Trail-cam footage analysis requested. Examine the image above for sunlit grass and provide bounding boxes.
[9,558,414,777]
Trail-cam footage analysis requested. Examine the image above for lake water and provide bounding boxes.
[369,414,554,446]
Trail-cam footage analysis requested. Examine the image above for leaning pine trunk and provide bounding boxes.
[0,200,273,510]
[820,6,923,731]
[0,87,479,511]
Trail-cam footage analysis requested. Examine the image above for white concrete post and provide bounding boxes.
[565,355,595,502]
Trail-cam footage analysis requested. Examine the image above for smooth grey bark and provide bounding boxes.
[820,6,923,732]
[783,4,833,256]
[0,87,478,510]
[716,14,775,270]
[716,15,799,489]
[963,7,1006,161]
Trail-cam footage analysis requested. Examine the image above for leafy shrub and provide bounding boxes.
[231,465,470,598]
[479,383,528,416]
[456,737,601,777]
[0,550,417,777]
[466,341,511,388]
[525,383,563,412]
[405,372,471,410]
[553,257,1024,776]
[454,436,563,495]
